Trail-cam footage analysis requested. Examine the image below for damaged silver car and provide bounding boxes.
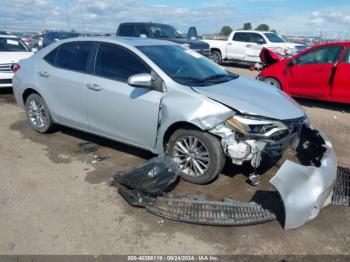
[12,37,336,192]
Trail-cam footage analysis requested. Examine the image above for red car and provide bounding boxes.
[258,42,350,104]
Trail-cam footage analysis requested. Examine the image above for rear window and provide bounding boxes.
[0,37,29,52]
[55,42,93,72]
[44,48,59,65]
[118,24,135,36]
[232,32,250,42]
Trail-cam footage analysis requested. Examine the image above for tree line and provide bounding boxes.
[220,22,277,36]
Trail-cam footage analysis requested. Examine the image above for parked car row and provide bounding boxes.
[0,33,32,88]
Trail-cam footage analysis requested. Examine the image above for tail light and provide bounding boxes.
[11,63,21,73]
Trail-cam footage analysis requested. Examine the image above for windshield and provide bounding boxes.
[0,37,29,52]
[138,45,238,86]
[264,33,286,43]
[149,24,185,39]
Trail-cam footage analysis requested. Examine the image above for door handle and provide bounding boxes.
[86,83,103,91]
[228,43,232,45]
[39,71,50,78]
[246,44,252,48]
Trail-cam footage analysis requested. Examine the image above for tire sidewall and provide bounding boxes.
[211,51,222,64]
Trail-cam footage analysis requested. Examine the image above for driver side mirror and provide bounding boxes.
[128,73,152,88]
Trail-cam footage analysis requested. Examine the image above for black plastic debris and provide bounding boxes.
[112,156,181,196]
[333,166,350,206]
[79,142,97,153]
[118,188,154,207]
[146,196,276,226]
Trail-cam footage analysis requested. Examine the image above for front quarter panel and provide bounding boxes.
[154,86,235,153]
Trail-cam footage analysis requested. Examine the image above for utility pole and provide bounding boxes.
[65,2,70,31]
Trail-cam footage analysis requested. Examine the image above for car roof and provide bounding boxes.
[60,36,178,47]
[0,34,18,38]
[233,30,272,34]
[119,22,172,27]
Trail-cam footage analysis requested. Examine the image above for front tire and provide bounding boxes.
[25,93,54,133]
[168,129,225,184]
[211,50,222,64]
[264,77,281,90]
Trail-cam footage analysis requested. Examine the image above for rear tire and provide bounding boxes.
[25,93,54,133]
[264,77,282,90]
[168,128,225,184]
[211,50,222,64]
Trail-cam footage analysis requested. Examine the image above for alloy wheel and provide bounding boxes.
[172,136,210,177]
[27,99,47,129]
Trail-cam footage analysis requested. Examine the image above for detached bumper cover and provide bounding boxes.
[270,129,337,229]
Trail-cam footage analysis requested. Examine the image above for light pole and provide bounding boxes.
[65,2,70,31]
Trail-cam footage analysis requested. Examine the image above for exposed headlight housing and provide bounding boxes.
[226,115,289,138]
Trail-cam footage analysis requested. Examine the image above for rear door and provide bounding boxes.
[285,45,344,98]
[37,41,95,129]
[85,42,163,149]
[246,33,266,62]
[331,46,350,102]
[227,32,250,60]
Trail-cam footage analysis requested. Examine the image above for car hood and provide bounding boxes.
[192,76,305,120]
[0,52,33,64]
[165,38,209,49]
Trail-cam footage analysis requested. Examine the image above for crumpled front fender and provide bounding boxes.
[270,130,337,230]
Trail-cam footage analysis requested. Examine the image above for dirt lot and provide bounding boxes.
[0,66,349,255]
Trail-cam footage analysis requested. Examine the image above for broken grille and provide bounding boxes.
[146,197,276,226]
[332,166,350,206]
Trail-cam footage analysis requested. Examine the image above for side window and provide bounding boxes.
[249,33,266,44]
[44,48,58,65]
[55,42,93,72]
[299,46,344,65]
[95,43,150,82]
[118,24,135,36]
[342,48,350,63]
[232,33,249,42]
[134,24,149,37]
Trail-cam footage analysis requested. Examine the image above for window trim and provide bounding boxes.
[249,33,266,44]
[43,41,96,75]
[92,42,152,84]
[297,45,344,65]
[232,32,250,42]
[342,47,350,63]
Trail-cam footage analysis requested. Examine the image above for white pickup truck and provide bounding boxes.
[204,30,306,64]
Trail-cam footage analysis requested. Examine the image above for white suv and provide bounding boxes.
[0,34,32,88]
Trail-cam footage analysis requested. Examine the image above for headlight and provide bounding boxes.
[226,115,289,138]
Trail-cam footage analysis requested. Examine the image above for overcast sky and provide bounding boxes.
[0,0,349,38]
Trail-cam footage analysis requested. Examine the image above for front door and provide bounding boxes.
[285,45,344,98]
[86,42,163,150]
[331,47,350,102]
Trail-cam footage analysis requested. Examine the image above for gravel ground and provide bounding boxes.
[0,66,349,255]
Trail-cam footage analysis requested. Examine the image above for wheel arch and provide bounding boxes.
[22,88,42,104]
[162,121,202,151]
[210,48,222,55]
[264,76,283,90]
